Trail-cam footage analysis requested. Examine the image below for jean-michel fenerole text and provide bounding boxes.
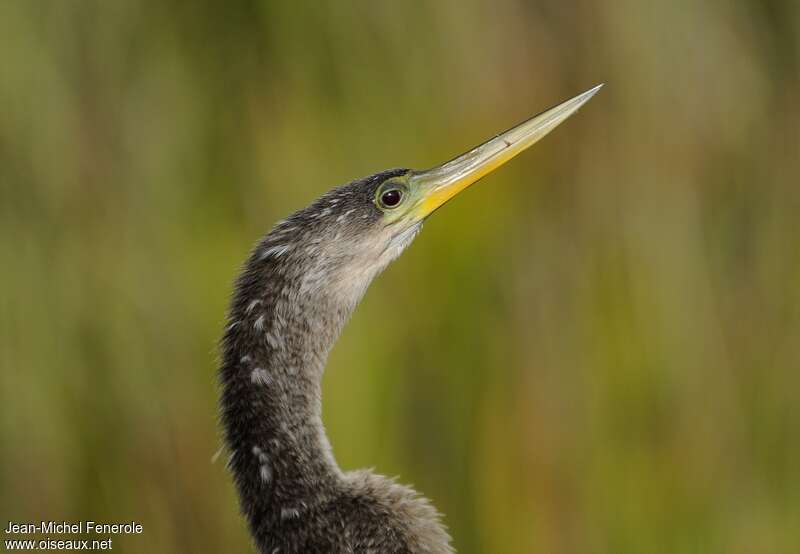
[4,521,143,535]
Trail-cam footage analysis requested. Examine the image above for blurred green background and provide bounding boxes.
[1,1,799,552]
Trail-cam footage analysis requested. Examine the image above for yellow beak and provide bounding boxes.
[410,84,602,218]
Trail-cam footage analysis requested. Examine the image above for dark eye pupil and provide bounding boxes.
[381,189,402,207]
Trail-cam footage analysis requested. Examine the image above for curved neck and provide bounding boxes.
[219,258,355,536]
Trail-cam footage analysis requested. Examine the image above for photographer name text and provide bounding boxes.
[4,521,143,535]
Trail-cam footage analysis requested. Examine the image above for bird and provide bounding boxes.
[219,85,601,553]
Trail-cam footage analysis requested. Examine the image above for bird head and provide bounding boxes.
[257,85,601,308]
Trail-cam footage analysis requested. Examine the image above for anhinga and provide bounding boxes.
[219,85,601,553]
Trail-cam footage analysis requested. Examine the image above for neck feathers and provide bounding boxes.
[219,248,353,537]
[218,224,453,553]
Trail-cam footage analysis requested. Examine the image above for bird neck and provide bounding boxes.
[219,258,357,533]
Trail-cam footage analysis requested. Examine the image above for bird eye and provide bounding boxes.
[378,188,403,209]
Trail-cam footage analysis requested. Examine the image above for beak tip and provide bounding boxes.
[566,83,603,114]
[583,83,605,101]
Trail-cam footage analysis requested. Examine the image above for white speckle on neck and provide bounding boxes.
[240,355,252,364]
[272,223,296,236]
[260,244,292,260]
[254,314,265,330]
[250,367,273,386]
[226,321,239,331]
[252,446,272,483]
[280,507,300,520]
[245,299,262,314]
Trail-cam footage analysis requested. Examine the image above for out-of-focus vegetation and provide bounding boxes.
[1,1,799,552]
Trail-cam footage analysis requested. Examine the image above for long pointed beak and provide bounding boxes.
[410,84,602,218]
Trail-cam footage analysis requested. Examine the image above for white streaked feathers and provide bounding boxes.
[260,244,292,260]
[254,314,265,330]
[250,367,273,386]
[252,445,272,484]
